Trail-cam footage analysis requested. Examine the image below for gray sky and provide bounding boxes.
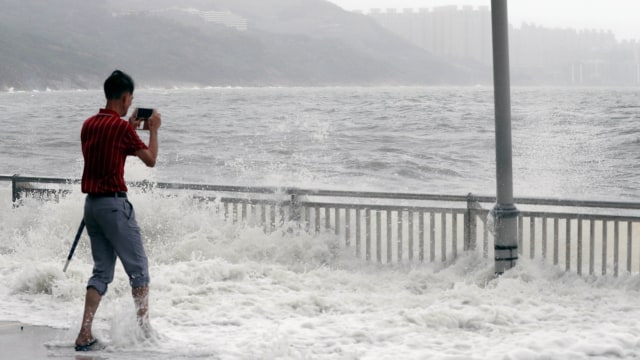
[328,0,640,41]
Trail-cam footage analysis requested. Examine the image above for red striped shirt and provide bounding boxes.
[81,109,148,193]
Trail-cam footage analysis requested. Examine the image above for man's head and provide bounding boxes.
[104,70,134,99]
[104,70,134,116]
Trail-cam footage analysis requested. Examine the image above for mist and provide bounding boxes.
[1,0,638,90]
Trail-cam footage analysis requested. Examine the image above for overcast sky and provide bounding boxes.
[328,0,640,41]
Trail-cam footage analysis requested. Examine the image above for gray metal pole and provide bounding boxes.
[491,0,519,274]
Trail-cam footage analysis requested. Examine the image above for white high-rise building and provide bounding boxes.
[200,11,248,31]
[368,6,491,65]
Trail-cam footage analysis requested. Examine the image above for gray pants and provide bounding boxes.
[83,195,150,295]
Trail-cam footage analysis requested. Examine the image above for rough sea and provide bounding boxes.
[1,86,640,359]
[4,86,640,199]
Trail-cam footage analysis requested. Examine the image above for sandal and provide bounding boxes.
[75,338,98,351]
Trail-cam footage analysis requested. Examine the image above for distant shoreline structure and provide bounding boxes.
[356,5,640,86]
[355,5,621,41]
[346,4,638,42]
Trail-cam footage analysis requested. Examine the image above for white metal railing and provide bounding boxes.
[3,175,640,276]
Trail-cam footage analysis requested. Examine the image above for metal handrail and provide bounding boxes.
[4,174,640,275]
[4,174,640,210]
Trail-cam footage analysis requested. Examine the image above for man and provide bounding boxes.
[75,70,161,351]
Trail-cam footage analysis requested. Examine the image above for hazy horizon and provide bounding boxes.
[2,0,638,89]
[328,0,640,42]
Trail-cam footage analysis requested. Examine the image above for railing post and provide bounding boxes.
[289,193,301,222]
[11,174,20,205]
[465,193,479,251]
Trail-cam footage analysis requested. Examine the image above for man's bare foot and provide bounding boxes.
[75,328,94,347]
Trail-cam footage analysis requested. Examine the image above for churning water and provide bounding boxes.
[1,86,640,359]
[3,86,640,199]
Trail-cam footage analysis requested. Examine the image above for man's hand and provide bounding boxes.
[145,111,162,132]
[129,109,161,131]
[135,109,161,167]
[128,113,144,130]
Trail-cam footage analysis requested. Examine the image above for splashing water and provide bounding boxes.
[1,188,639,359]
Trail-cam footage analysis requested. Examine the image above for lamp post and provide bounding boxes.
[491,0,519,274]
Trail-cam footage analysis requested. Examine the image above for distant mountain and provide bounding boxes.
[0,0,486,90]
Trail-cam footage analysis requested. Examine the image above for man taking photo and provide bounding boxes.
[75,70,161,351]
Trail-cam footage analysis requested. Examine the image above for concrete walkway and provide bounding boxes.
[0,321,71,360]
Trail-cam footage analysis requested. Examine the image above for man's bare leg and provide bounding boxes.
[132,286,150,334]
[75,287,101,346]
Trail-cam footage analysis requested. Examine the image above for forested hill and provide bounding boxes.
[0,0,486,90]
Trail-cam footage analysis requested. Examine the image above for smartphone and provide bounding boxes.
[136,108,153,120]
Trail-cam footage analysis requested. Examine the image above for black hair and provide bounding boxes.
[103,70,135,100]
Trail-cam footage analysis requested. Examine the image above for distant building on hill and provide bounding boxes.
[114,8,248,32]
[185,9,248,31]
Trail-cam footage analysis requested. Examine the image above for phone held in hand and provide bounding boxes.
[136,108,153,120]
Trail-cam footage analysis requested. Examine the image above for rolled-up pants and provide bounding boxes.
[83,195,150,295]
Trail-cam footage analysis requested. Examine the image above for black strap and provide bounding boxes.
[495,244,517,250]
[495,256,519,262]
